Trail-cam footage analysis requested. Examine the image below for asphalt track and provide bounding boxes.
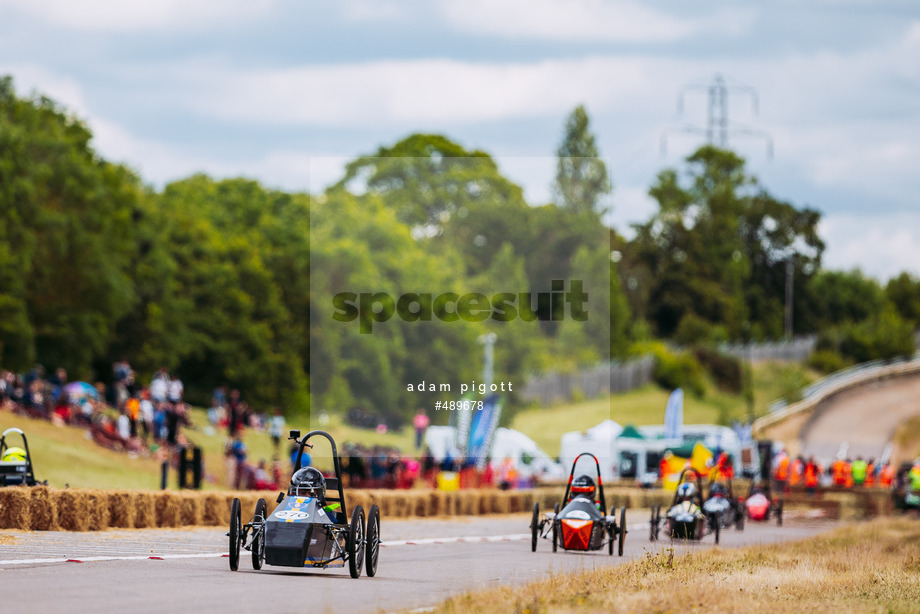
[1,511,836,614]
[799,373,920,462]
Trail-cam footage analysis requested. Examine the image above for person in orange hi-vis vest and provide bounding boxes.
[865,458,876,487]
[832,458,847,486]
[804,457,819,496]
[789,456,804,487]
[844,459,854,488]
[774,450,790,494]
[879,462,895,488]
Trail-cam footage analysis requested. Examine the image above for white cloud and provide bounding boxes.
[439,0,753,42]
[190,56,650,127]
[820,212,920,280]
[437,0,755,43]
[341,0,405,22]
[0,0,276,32]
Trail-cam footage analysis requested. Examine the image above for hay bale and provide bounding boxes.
[445,492,459,516]
[0,487,32,529]
[179,495,203,526]
[457,491,476,516]
[493,492,510,515]
[57,490,91,531]
[509,492,525,513]
[155,492,181,527]
[28,486,58,530]
[412,492,429,517]
[427,491,443,516]
[109,491,135,529]
[86,491,112,531]
[133,492,157,528]
[202,494,227,526]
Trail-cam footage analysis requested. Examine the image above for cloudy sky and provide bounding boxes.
[1,0,918,279]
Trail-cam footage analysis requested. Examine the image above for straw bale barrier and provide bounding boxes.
[0,484,888,531]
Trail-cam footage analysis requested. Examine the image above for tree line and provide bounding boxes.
[1,76,918,421]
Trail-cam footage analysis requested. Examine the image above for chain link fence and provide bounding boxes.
[521,356,654,406]
[720,335,817,362]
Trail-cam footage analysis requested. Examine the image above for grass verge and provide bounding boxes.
[511,361,818,457]
[432,517,920,614]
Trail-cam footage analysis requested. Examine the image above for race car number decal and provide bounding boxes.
[565,510,592,520]
[275,510,310,521]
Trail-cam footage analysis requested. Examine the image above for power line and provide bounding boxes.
[661,73,773,158]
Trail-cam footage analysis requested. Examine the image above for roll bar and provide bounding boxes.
[288,429,347,521]
[563,452,606,512]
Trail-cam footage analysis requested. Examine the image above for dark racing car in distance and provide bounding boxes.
[227,429,380,578]
[531,452,627,556]
[649,467,722,543]
[703,472,745,532]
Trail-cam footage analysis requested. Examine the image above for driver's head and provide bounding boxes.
[677,482,697,501]
[571,474,596,499]
[710,483,727,497]
[289,466,326,499]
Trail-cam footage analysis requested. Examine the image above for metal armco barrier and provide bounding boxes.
[753,353,920,435]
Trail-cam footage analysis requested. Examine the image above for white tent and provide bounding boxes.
[587,419,623,439]
[423,425,461,462]
[489,427,564,480]
[559,420,622,480]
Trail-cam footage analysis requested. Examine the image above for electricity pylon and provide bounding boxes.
[661,73,773,158]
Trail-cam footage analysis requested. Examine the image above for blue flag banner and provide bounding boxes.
[454,393,476,452]
[664,388,684,441]
[467,394,503,469]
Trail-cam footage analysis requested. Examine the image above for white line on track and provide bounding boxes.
[0,523,655,567]
[0,553,226,566]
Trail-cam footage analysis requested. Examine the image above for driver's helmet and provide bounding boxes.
[571,474,596,499]
[289,466,326,499]
[1,447,26,463]
[710,483,727,497]
[677,482,697,501]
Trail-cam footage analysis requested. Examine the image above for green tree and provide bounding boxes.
[885,272,920,329]
[0,76,139,376]
[630,145,822,340]
[806,270,884,328]
[337,133,526,231]
[310,187,479,422]
[553,105,611,216]
[838,306,915,363]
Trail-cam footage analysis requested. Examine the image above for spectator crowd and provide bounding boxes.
[0,361,201,455]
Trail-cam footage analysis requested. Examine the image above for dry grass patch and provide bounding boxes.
[433,518,920,614]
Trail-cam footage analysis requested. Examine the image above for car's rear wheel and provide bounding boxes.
[348,505,365,578]
[251,498,266,570]
[552,503,559,552]
[713,514,721,544]
[608,506,616,556]
[365,505,380,577]
[776,500,784,526]
[735,500,745,532]
[531,502,539,552]
[228,498,241,571]
[618,506,627,556]
[649,506,658,542]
